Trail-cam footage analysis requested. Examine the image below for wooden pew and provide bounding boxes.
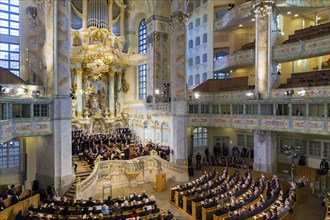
[3,189,31,208]
[0,194,39,220]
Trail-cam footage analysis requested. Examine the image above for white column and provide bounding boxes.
[109,72,115,117]
[117,72,123,108]
[76,69,83,116]
[253,130,277,173]
[83,0,87,28]
[318,56,323,70]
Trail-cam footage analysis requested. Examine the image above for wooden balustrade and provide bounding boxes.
[0,193,39,220]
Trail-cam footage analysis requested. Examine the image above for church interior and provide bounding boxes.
[0,0,330,219]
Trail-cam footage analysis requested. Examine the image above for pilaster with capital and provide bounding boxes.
[116,71,123,111]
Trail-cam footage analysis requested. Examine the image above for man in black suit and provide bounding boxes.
[112,202,122,213]
[319,159,329,175]
[152,203,160,214]
[86,197,95,207]
[164,210,173,220]
[141,206,151,216]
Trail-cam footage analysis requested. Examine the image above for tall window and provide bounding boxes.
[202,53,207,63]
[203,33,207,43]
[202,72,207,82]
[195,56,200,65]
[193,127,207,148]
[195,18,200,27]
[188,75,193,86]
[195,37,200,46]
[195,74,200,85]
[138,19,147,100]
[188,58,193,66]
[188,22,193,30]
[188,40,193,49]
[0,0,20,76]
[138,19,147,54]
[138,64,147,100]
[203,14,207,23]
[0,140,20,169]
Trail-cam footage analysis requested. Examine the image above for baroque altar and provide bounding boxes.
[69,0,147,133]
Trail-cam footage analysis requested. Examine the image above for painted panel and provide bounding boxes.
[211,117,230,127]
[0,121,13,143]
[15,121,52,135]
[261,118,289,129]
[286,0,330,7]
[292,120,323,131]
[232,118,258,128]
[188,117,210,127]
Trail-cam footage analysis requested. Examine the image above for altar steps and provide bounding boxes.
[64,155,93,199]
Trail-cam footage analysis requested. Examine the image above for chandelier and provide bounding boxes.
[253,0,274,18]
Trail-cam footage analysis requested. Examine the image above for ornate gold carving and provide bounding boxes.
[73,31,82,46]
[70,83,77,93]
[147,114,152,120]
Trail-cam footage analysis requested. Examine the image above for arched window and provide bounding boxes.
[188,75,193,86]
[195,18,200,27]
[188,39,193,49]
[138,19,147,100]
[193,127,207,148]
[188,58,193,66]
[202,72,207,82]
[195,74,200,85]
[195,56,200,65]
[0,0,20,76]
[188,22,193,30]
[161,123,169,144]
[203,14,207,23]
[203,33,207,43]
[138,19,147,54]
[0,140,20,169]
[195,37,200,46]
[203,53,207,63]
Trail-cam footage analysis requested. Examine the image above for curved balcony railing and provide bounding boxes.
[214,1,254,31]
[214,49,255,72]
[273,35,330,63]
[285,0,330,7]
[75,155,188,199]
[188,115,328,135]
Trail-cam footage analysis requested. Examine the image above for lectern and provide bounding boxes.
[155,173,166,192]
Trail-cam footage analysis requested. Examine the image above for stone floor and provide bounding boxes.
[92,180,325,220]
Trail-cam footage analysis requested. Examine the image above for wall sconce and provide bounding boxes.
[36,90,41,98]
[0,85,9,94]
[285,89,294,96]
[155,89,160,95]
[297,90,306,97]
[194,92,200,99]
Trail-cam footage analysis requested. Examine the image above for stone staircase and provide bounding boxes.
[64,155,93,199]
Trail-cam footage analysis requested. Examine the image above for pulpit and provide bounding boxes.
[155,173,166,192]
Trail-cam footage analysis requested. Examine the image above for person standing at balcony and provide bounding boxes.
[319,159,329,175]
[196,152,202,170]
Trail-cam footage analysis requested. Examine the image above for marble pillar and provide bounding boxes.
[169,0,188,165]
[146,16,170,100]
[109,71,115,116]
[254,1,278,97]
[35,0,73,196]
[76,69,83,116]
[253,130,277,173]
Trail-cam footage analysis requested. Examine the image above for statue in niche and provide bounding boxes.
[115,100,121,117]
